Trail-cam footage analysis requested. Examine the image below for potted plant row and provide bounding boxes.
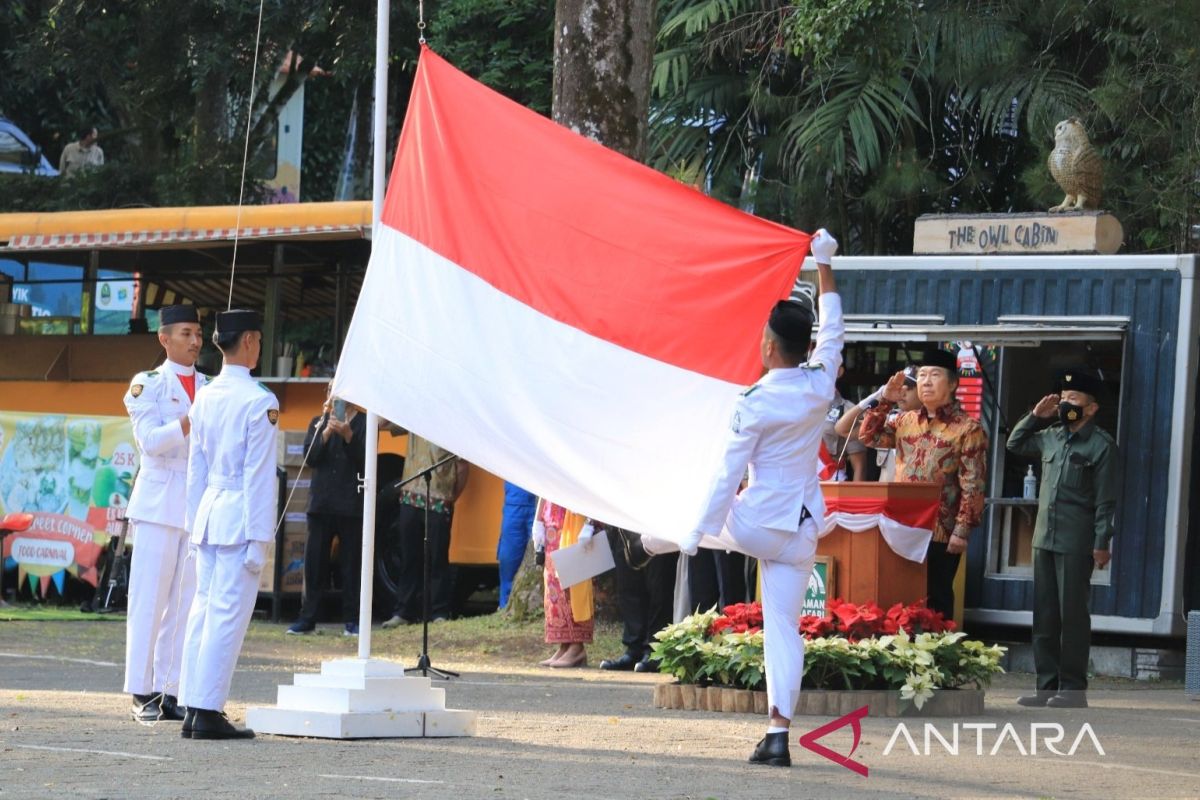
[649,599,1005,717]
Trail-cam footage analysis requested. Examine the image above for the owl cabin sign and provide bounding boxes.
[913,118,1123,255]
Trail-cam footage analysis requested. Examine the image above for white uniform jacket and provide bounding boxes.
[185,365,280,545]
[695,292,846,536]
[125,362,209,529]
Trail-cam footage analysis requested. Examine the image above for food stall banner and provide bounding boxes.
[820,492,942,562]
[0,411,137,596]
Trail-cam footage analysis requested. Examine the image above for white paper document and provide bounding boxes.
[548,530,617,588]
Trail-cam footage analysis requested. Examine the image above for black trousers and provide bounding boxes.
[925,540,961,619]
[300,513,362,624]
[394,503,455,621]
[687,549,751,613]
[607,529,678,659]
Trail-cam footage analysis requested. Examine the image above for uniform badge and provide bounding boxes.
[267,409,279,426]
[731,411,741,433]
[131,384,143,398]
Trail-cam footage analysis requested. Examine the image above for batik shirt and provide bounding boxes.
[858,400,988,543]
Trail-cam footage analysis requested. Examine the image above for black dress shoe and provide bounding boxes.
[1016,691,1055,707]
[188,709,255,740]
[131,693,162,722]
[158,694,186,721]
[633,658,661,674]
[1046,691,1088,709]
[749,732,791,767]
[599,652,641,671]
[181,708,195,739]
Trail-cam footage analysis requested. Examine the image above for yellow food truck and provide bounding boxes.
[0,202,504,613]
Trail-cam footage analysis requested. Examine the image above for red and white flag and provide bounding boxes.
[334,47,813,542]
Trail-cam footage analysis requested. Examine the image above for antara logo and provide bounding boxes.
[797,708,1107,778]
[883,722,1105,756]
[798,705,869,777]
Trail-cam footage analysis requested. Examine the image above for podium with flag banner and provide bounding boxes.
[817,482,942,608]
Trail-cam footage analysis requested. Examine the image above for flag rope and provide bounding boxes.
[225,0,268,311]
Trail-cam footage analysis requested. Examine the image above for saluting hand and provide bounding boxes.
[881,370,908,403]
[1033,394,1059,419]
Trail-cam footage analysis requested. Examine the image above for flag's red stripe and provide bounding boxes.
[382,47,812,385]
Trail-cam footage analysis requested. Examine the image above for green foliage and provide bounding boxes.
[0,0,553,210]
[651,0,1200,253]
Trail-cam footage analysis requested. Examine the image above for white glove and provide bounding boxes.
[859,386,885,409]
[678,529,705,557]
[578,522,595,542]
[243,541,269,575]
[810,228,838,263]
[531,519,546,550]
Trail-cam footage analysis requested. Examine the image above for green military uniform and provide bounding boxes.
[1006,392,1118,694]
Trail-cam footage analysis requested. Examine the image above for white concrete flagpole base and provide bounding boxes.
[245,658,477,739]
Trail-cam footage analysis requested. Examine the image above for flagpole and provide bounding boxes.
[357,0,389,662]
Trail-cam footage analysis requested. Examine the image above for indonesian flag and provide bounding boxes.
[333,47,813,542]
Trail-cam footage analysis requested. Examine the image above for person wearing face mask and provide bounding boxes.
[1007,368,1118,710]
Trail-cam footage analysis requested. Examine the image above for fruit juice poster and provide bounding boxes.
[0,411,137,596]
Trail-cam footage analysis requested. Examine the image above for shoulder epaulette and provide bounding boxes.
[145,370,159,377]
[740,385,760,398]
[802,361,825,371]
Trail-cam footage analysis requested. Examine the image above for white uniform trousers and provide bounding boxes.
[123,521,196,695]
[178,543,260,711]
[704,515,818,721]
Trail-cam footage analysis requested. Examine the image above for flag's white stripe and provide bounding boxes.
[335,225,741,540]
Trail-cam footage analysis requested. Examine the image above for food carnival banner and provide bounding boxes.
[0,411,137,596]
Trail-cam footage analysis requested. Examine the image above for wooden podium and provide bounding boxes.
[817,481,941,608]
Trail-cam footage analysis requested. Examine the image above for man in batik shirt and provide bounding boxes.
[858,348,988,617]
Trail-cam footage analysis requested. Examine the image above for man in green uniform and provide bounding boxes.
[1007,368,1118,709]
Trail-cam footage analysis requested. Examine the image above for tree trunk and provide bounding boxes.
[504,540,545,622]
[551,0,656,161]
[506,0,655,625]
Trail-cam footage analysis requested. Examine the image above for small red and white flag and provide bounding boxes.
[334,47,813,542]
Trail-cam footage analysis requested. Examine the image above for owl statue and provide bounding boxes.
[1047,118,1103,212]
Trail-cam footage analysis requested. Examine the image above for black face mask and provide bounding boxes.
[1058,401,1086,425]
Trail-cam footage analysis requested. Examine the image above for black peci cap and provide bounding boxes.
[767,300,814,349]
[159,304,199,326]
[215,309,263,334]
[918,347,958,374]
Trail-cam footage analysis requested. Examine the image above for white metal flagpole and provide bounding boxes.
[356,0,389,661]
[246,3,476,737]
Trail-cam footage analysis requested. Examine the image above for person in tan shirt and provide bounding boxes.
[59,126,104,176]
[381,431,468,626]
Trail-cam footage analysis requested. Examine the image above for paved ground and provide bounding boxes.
[1,619,1197,800]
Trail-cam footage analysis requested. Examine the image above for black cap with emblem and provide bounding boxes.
[215,309,263,334]
[160,304,199,326]
[1057,367,1104,401]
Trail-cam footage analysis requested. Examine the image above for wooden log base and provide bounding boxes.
[652,683,985,717]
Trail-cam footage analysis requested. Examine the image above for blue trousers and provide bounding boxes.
[496,501,536,608]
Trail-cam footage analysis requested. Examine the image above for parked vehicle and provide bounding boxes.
[0,118,59,177]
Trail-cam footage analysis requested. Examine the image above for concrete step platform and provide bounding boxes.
[245,658,476,739]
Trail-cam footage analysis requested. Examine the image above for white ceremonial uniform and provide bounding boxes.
[178,364,279,712]
[691,291,845,720]
[123,360,209,697]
